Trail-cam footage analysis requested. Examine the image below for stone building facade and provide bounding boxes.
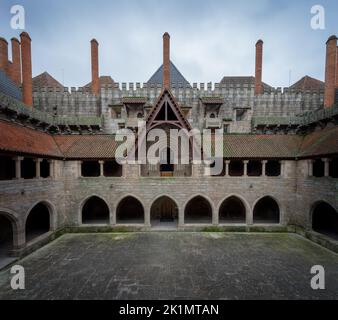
[0,32,337,263]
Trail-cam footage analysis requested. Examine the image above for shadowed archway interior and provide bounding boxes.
[312,202,338,240]
[116,197,144,224]
[219,196,246,223]
[0,214,14,257]
[151,196,178,224]
[185,196,212,224]
[253,197,280,224]
[82,196,110,225]
[26,203,50,242]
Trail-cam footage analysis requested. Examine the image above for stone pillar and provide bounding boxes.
[48,160,55,179]
[163,32,170,89]
[144,207,151,228]
[34,159,41,179]
[99,160,104,177]
[243,161,249,176]
[323,158,330,177]
[178,206,184,228]
[12,223,26,253]
[11,38,21,85]
[78,161,83,177]
[308,160,314,177]
[262,160,267,176]
[255,40,263,95]
[91,39,99,95]
[20,32,33,107]
[324,35,337,108]
[212,206,219,226]
[13,157,23,180]
[225,160,230,176]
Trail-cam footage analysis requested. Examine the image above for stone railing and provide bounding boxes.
[0,91,103,127]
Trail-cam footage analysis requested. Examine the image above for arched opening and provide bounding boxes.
[312,202,338,240]
[116,197,144,224]
[219,196,246,223]
[253,196,280,224]
[185,196,212,224]
[151,196,178,226]
[0,214,14,258]
[26,203,51,242]
[82,196,109,225]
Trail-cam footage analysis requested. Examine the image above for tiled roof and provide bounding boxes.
[0,120,62,157]
[290,76,324,91]
[33,72,64,89]
[122,97,147,104]
[53,135,123,159]
[298,126,338,157]
[148,61,191,88]
[0,69,22,101]
[84,76,115,88]
[201,97,224,105]
[219,76,272,90]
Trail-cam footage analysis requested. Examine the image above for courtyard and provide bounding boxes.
[0,232,337,300]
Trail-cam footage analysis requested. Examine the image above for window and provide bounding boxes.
[210,113,216,119]
[247,161,262,176]
[81,161,100,177]
[266,161,281,177]
[0,156,15,180]
[104,161,123,177]
[21,158,36,179]
[223,125,229,134]
[137,112,143,119]
[313,159,324,177]
[236,109,246,121]
[229,161,244,176]
[329,158,338,178]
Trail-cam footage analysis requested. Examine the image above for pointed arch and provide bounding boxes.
[116,196,145,224]
[253,196,280,224]
[311,201,338,239]
[81,196,110,225]
[184,195,213,224]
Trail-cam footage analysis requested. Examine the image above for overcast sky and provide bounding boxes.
[0,0,337,88]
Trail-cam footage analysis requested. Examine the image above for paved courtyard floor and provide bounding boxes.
[0,232,337,300]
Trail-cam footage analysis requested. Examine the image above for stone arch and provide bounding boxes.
[116,196,145,224]
[25,202,53,242]
[0,209,20,257]
[311,201,338,239]
[81,195,110,225]
[253,196,280,224]
[150,195,179,225]
[218,195,248,224]
[184,195,213,224]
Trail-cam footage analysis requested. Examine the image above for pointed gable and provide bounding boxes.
[146,88,191,131]
[33,72,64,89]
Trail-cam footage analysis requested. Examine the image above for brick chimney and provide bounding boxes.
[324,35,337,108]
[20,32,33,107]
[255,39,263,95]
[336,46,338,89]
[0,37,9,74]
[91,39,99,95]
[11,38,21,86]
[163,32,170,89]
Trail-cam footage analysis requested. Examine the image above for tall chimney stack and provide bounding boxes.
[11,38,21,86]
[91,39,99,95]
[0,37,9,74]
[163,32,170,89]
[324,35,337,108]
[20,32,33,107]
[255,39,263,95]
[336,46,338,89]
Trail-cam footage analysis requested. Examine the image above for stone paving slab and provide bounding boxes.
[0,232,337,300]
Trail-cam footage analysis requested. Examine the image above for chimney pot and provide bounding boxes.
[91,39,99,95]
[255,39,263,95]
[20,32,33,107]
[324,35,337,108]
[163,32,170,89]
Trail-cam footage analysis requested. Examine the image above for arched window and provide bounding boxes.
[82,196,109,225]
[26,203,51,242]
[253,197,280,224]
[210,113,216,119]
[185,196,212,224]
[137,112,143,119]
[116,197,144,224]
[312,202,338,239]
[219,196,246,223]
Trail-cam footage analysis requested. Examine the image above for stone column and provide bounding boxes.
[99,161,104,177]
[13,157,23,180]
[78,161,83,177]
[34,159,41,179]
[144,207,151,228]
[48,160,55,179]
[323,158,330,177]
[225,160,230,176]
[243,161,249,177]
[262,160,267,177]
[308,160,314,177]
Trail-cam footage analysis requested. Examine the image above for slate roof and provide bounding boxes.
[290,76,324,92]
[0,69,22,101]
[84,76,115,88]
[33,72,64,89]
[148,61,191,87]
[220,76,272,90]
